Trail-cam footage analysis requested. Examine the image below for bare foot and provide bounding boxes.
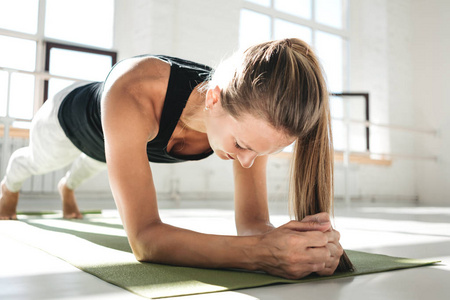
[0,180,19,220]
[58,178,83,219]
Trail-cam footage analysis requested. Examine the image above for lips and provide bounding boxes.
[226,153,235,160]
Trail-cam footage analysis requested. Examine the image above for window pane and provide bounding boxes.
[330,96,344,119]
[332,120,346,151]
[245,0,270,7]
[273,19,312,45]
[0,0,39,34]
[331,96,367,152]
[274,0,311,19]
[349,124,367,152]
[239,9,271,50]
[315,31,344,92]
[0,36,36,71]
[348,97,368,151]
[330,96,367,120]
[49,48,112,82]
[9,73,35,120]
[0,71,8,116]
[47,78,75,101]
[332,121,366,152]
[315,0,343,29]
[45,0,114,48]
[349,97,366,121]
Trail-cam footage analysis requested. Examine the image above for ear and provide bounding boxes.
[205,86,221,110]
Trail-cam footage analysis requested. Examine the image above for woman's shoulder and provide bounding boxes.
[102,56,172,140]
[103,56,171,110]
[104,56,170,89]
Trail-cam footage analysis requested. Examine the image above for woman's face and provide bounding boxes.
[204,88,294,168]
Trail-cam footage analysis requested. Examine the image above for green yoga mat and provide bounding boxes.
[0,216,439,299]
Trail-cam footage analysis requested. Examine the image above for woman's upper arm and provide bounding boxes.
[100,58,167,240]
[233,155,273,234]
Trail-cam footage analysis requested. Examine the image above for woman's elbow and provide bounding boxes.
[132,245,150,262]
[130,237,160,262]
[128,225,163,262]
[128,236,149,262]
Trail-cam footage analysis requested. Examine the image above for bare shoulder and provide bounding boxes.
[102,56,171,141]
[103,56,170,93]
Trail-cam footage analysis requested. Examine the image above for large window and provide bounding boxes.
[0,0,116,128]
[240,0,348,92]
[240,0,368,153]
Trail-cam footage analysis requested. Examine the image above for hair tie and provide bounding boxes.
[285,38,293,48]
[305,47,309,56]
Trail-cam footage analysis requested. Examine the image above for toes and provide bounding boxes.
[63,212,83,219]
[0,215,18,220]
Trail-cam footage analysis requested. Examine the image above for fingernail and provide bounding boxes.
[319,221,330,226]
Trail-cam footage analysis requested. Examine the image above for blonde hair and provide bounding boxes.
[210,38,353,272]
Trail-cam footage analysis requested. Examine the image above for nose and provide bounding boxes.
[237,152,258,168]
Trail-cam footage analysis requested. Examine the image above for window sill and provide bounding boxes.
[273,151,392,166]
[334,151,392,166]
[0,125,30,138]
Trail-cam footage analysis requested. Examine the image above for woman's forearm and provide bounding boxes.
[131,221,260,270]
[129,219,343,279]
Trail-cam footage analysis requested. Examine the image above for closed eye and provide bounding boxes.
[234,141,244,150]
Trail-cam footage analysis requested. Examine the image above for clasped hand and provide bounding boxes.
[257,212,343,279]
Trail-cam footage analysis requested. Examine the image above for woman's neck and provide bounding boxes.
[180,83,208,133]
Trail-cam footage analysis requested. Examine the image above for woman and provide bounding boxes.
[0,38,348,279]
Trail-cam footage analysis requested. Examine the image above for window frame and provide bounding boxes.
[241,0,350,91]
[241,0,350,45]
[43,42,117,101]
[331,92,370,152]
[0,0,117,121]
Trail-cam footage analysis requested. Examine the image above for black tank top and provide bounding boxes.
[58,55,214,163]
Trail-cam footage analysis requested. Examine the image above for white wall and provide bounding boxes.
[344,0,450,205]
[114,0,241,65]
[346,0,449,205]
[108,0,449,206]
[411,0,450,205]
[345,0,418,202]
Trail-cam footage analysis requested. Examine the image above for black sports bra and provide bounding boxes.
[58,55,214,163]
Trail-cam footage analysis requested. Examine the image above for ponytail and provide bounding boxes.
[289,96,354,272]
[289,121,332,220]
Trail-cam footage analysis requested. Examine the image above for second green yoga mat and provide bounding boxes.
[0,216,438,299]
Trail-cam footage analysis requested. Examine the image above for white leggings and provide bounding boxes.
[3,82,107,193]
